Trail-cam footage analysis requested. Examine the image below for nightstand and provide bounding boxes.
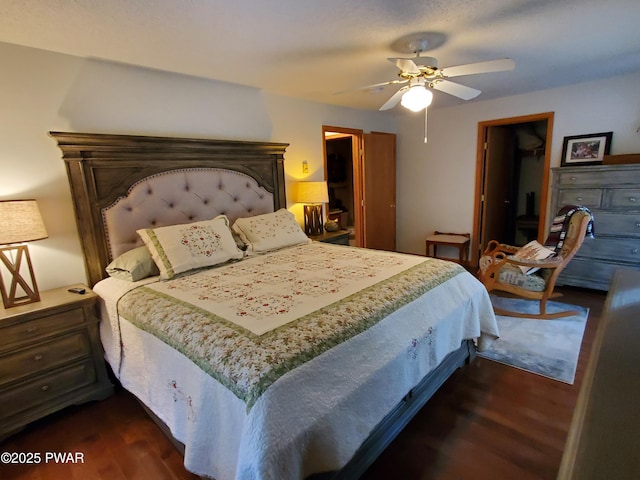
[309,229,351,245]
[0,284,113,438]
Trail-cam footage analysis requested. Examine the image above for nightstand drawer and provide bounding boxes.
[0,361,96,418]
[0,307,86,348]
[0,331,90,385]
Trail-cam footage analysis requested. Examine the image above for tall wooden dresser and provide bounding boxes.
[551,164,640,290]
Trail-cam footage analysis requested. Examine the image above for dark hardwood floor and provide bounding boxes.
[0,287,605,480]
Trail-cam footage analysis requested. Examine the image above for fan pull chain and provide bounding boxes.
[424,107,428,143]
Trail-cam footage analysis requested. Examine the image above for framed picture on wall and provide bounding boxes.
[561,131,612,167]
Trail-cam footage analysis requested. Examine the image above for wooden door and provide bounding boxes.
[479,126,514,253]
[363,132,396,251]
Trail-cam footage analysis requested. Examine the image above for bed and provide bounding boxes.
[51,131,499,480]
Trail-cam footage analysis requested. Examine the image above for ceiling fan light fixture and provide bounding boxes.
[401,86,433,112]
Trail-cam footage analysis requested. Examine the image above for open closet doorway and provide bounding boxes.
[472,112,554,266]
[323,126,364,247]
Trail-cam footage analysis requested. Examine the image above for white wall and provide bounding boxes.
[396,71,640,257]
[4,39,639,291]
[0,42,395,290]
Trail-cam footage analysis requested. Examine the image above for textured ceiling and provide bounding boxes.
[2,0,640,110]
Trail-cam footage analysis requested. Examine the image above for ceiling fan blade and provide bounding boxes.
[334,79,407,95]
[361,79,408,91]
[387,57,420,74]
[379,87,408,111]
[441,58,515,78]
[431,80,481,100]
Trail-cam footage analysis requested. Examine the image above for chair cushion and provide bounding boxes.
[479,256,547,292]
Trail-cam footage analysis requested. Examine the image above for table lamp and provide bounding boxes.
[0,200,48,308]
[296,181,329,236]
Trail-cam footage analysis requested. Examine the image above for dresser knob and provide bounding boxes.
[41,385,50,391]
[27,326,37,333]
[630,197,637,203]
[633,249,639,254]
[636,223,640,228]
[570,176,577,183]
[33,354,43,361]
[576,197,583,201]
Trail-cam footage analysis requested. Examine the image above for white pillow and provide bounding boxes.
[137,215,243,279]
[232,208,311,253]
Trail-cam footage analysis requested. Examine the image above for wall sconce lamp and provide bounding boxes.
[0,200,48,308]
[296,181,329,236]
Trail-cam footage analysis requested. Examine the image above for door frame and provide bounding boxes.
[322,125,364,247]
[471,112,555,266]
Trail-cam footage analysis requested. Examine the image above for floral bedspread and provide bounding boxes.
[117,242,464,409]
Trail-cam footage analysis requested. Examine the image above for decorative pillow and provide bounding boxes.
[510,240,555,274]
[232,208,311,253]
[137,215,243,279]
[106,246,160,282]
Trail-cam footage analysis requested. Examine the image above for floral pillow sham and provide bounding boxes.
[138,215,243,279]
[232,208,311,253]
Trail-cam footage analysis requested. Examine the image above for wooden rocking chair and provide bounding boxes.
[478,209,592,319]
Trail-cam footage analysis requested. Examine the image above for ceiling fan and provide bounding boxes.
[369,55,515,112]
[357,32,515,142]
[358,32,515,112]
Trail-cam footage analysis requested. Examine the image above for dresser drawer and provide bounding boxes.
[596,212,640,237]
[0,361,96,419]
[558,188,602,208]
[0,331,90,385]
[558,258,619,290]
[577,238,640,264]
[556,169,640,186]
[0,307,86,348]
[609,189,640,208]
[556,170,605,186]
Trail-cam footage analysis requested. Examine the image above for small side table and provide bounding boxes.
[309,229,350,245]
[0,285,113,439]
[425,231,470,263]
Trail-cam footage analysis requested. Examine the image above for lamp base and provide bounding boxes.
[303,204,324,236]
[0,245,41,309]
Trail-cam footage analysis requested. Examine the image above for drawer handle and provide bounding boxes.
[636,223,640,228]
[41,385,50,392]
[570,176,577,183]
[630,197,637,203]
[33,354,43,361]
[633,249,639,255]
[576,197,583,201]
[27,326,38,333]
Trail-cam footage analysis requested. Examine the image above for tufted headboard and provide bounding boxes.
[51,132,288,287]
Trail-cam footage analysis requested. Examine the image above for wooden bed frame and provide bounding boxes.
[51,131,475,479]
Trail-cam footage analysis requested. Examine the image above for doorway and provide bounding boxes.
[323,126,364,246]
[322,126,397,251]
[472,112,554,265]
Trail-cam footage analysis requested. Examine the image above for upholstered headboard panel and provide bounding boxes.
[102,168,274,259]
[51,132,288,287]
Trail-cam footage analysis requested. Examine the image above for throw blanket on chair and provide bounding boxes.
[544,205,595,253]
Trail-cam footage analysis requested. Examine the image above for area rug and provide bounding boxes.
[478,295,588,384]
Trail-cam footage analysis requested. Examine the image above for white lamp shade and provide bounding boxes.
[401,86,433,112]
[296,181,329,204]
[0,200,48,245]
